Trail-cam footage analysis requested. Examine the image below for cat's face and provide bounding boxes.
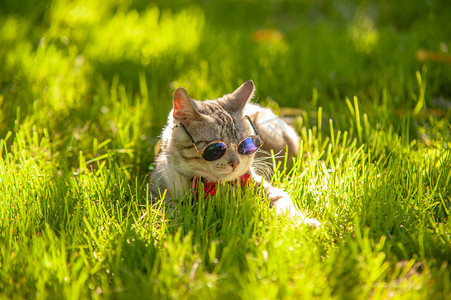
[169,81,256,182]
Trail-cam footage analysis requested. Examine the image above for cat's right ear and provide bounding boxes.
[173,87,201,123]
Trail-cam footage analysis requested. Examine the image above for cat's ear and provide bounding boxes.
[228,80,255,113]
[173,87,201,122]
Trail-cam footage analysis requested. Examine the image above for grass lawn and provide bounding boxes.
[1,0,450,298]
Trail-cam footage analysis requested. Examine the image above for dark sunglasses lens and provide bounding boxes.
[237,137,261,155]
[202,142,227,161]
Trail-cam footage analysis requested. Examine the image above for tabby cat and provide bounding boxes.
[150,80,319,226]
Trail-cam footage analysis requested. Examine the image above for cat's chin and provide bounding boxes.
[195,170,245,183]
[221,170,249,182]
[202,173,231,182]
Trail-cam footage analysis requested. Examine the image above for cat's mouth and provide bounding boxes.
[191,164,248,182]
[196,171,238,183]
[221,169,249,181]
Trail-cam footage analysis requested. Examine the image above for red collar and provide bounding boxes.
[192,172,252,200]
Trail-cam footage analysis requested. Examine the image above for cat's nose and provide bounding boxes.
[228,155,240,169]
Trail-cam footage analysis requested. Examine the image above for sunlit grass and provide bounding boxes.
[1,0,450,298]
[85,6,204,65]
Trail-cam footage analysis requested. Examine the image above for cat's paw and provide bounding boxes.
[266,187,321,228]
[289,209,321,229]
[302,217,322,229]
[273,201,321,229]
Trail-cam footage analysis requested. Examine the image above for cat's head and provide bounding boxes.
[169,80,257,182]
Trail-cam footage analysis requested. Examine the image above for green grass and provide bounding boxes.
[1,0,450,298]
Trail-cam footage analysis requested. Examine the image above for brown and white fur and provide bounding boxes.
[150,80,319,226]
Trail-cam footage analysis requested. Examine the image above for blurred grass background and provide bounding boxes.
[1,0,450,298]
[1,0,450,174]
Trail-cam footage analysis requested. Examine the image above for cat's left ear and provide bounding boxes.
[227,80,255,113]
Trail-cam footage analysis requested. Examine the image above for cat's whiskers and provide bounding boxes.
[251,149,287,179]
[253,162,273,179]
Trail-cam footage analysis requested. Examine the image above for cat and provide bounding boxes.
[150,80,319,226]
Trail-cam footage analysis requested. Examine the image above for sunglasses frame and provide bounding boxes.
[176,115,264,161]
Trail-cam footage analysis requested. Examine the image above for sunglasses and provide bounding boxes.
[177,115,264,162]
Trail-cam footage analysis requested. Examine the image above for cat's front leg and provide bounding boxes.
[251,170,321,228]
